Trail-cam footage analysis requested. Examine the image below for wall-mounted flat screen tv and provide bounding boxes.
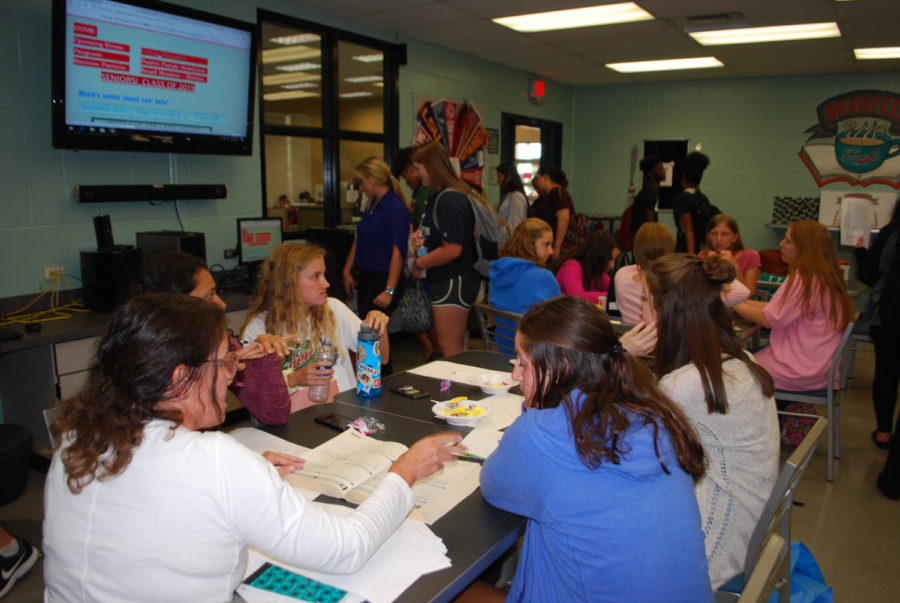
[52,0,256,155]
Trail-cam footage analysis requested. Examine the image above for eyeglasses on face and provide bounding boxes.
[203,352,239,375]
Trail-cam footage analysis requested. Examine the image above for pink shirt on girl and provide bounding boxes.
[556,259,610,304]
[755,276,842,391]
[613,265,750,325]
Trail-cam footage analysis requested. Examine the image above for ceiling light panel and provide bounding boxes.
[854,47,900,59]
[353,54,383,63]
[269,34,320,45]
[339,92,374,98]
[275,62,321,72]
[343,75,383,83]
[493,3,653,33]
[690,22,840,45]
[606,56,724,73]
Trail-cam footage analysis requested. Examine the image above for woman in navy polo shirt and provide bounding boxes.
[342,157,411,320]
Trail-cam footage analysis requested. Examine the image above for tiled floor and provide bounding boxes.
[2,336,897,602]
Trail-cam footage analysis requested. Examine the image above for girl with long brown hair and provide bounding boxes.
[734,220,854,391]
[648,253,779,589]
[241,243,389,418]
[44,294,463,601]
[477,296,711,601]
[409,141,485,355]
[703,214,761,298]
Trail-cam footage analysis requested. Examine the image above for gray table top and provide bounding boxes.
[259,350,525,602]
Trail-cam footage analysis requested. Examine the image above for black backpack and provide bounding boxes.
[694,193,721,244]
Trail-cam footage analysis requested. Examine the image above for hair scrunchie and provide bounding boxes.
[609,341,626,358]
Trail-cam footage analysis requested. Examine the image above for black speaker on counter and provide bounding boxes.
[136,231,206,261]
[76,184,227,203]
[80,248,142,312]
[93,215,114,250]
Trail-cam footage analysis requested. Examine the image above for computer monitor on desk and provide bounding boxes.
[237,218,282,287]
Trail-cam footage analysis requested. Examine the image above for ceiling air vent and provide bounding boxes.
[673,12,750,33]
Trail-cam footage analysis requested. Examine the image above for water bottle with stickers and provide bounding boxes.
[356,325,382,397]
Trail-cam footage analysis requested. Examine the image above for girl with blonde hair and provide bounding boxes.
[342,156,410,322]
[735,220,854,391]
[613,222,676,325]
[488,218,559,353]
[242,243,389,418]
[410,141,485,356]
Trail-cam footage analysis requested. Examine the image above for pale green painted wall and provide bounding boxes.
[0,0,573,299]
[570,72,900,254]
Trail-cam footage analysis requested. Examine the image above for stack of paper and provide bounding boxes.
[237,503,450,603]
[407,360,503,381]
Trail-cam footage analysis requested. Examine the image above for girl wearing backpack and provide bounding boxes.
[673,152,715,254]
[410,141,481,356]
[855,201,900,454]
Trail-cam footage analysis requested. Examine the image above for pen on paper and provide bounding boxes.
[452,452,485,464]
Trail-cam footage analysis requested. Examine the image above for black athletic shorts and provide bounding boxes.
[429,270,481,309]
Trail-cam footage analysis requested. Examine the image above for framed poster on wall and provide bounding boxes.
[643,139,688,210]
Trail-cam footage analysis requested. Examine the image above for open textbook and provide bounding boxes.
[231,427,486,524]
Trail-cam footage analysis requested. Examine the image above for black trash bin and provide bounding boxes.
[0,424,33,505]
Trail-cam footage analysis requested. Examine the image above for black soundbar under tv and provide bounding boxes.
[76,184,227,203]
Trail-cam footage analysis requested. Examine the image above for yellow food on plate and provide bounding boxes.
[438,404,486,418]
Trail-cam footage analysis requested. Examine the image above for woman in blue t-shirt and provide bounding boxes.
[476,296,712,602]
[342,157,411,319]
[409,141,482,356]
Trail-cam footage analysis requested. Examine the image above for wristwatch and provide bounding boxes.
[384,287,395,295]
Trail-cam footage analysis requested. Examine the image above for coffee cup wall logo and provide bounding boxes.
[798,90,900,189]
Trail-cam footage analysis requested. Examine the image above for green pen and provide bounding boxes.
[454,452,486,464]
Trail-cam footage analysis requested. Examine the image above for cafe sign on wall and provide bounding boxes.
[798,90,900,189]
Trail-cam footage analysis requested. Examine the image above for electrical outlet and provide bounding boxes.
[44,266,64,279]
[224,248,237,259]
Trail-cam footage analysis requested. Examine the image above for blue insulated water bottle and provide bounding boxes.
[356,324,382,397]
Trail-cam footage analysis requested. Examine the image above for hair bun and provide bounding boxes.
[702,255,735,284]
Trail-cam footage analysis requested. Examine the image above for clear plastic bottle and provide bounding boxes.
[307,340,337,403]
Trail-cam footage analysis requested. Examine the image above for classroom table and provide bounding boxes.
[257,350,526,603]
[334,350,519,425]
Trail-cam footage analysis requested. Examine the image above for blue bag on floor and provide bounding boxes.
[768,542,833,603]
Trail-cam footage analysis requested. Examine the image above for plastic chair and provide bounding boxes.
[716,414,827,602]
[845,321,871,382]
[773,320,854,482]
[735,533,790,603]
[473,302,522,356]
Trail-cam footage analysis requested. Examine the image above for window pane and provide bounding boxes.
[264,135,324,230]
[338,41,384,133]
[261,23,322,128]
[338,140,384,226]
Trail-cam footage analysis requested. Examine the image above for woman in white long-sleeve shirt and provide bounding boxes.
[495,162,528,231]
[647,254,779,589]
[43,294,462,602]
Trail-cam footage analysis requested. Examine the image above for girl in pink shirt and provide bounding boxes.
[701,214,762,298]
[734,221,853,391]
[555,230,617,305]
[614,223,675,325]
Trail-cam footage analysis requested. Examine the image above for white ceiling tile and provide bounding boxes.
[283,0,898,84]
[443,0,611,20]
[354,4,478,32]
